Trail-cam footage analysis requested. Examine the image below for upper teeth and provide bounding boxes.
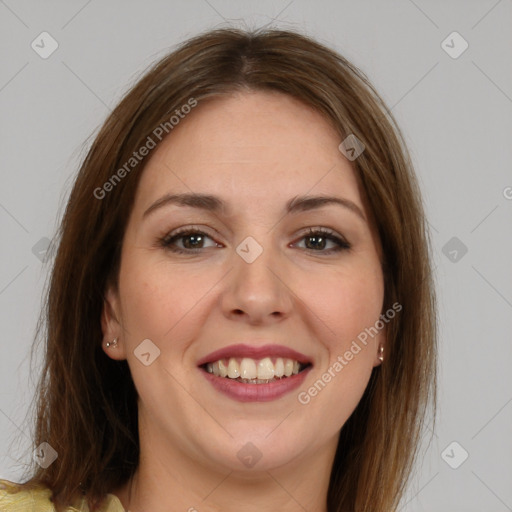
[205,357,301,380]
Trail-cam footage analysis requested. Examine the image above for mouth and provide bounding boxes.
[197,344,313,402]
[200,357,312,384]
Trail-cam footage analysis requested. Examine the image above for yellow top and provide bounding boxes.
[0,479,125,512]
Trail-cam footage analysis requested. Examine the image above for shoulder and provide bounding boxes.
[0,479,125,512]
[0,478,55,511]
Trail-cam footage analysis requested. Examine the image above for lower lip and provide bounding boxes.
[200,366,312,402]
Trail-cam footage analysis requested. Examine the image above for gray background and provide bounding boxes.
[1,1,511,510]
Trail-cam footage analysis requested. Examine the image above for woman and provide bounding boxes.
[0,27,437,511]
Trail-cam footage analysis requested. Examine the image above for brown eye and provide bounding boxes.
[160,229,220,253]
[293,228,351,253]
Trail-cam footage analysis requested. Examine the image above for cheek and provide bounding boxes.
[117,252,220,341]
[296,269,383,426]
[303,264,384,350]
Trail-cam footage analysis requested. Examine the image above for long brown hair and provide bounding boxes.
[15,27,436,511]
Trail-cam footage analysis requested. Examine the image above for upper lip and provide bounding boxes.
[197,343,313,367]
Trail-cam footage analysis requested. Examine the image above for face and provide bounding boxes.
[102,90,386,475]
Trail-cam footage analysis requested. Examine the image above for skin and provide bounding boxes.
[102,90,386,512]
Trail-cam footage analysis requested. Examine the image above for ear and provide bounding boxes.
[101,284,127,360]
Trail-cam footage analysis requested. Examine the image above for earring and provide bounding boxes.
[106,337,118,348]
[377,344,384,363]
[377,344,384,362]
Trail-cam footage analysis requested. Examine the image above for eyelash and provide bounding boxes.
[158,226,351,255]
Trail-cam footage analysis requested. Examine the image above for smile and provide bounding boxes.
[197,344,313,402]
[202,357,310,383]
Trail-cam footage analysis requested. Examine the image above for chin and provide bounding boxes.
[198,426,310,473]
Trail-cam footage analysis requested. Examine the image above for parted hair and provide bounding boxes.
[17,27,436,512]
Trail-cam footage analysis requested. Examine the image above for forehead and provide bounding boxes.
[135,90,365,216]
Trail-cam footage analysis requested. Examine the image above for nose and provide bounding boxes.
[221,238,293,325]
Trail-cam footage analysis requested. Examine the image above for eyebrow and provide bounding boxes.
[143,192,366,222]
